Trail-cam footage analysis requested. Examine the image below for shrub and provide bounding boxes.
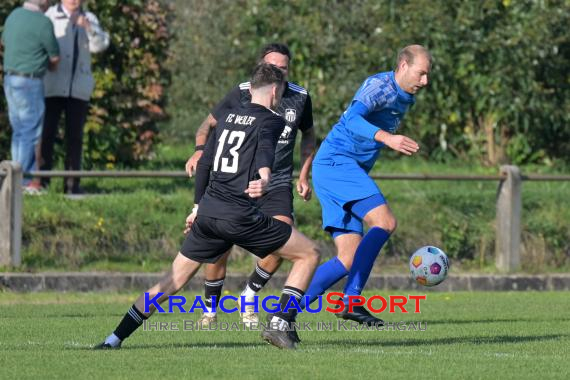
[166,0,570,166]
[0,0,172,168]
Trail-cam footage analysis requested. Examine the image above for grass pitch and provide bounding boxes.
[0,291,568,380]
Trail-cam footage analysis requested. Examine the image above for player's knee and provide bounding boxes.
[306,243,321,267]
[337,253,353,271]
[385,216,397,233]
[291,241,320,266]
[372,214,397,234]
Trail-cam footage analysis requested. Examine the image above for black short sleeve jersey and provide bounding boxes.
[196,103,285,221]
[211,81,313,191]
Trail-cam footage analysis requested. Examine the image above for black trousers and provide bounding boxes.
[40,96,89,192]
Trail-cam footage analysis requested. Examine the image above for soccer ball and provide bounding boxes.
[409,246,450,287]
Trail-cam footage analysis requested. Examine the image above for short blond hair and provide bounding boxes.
[395,45,432,70]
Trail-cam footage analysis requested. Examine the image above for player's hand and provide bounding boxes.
[244,178,269,198]
[185,151,203,177]
[183,210,197,234]
[296,178,312,201]
[383,134,419,155]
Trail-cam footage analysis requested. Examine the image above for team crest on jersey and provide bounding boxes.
[285,109,297,123]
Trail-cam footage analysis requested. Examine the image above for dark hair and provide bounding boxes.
[250,63,286,89]
[258,43,292,62]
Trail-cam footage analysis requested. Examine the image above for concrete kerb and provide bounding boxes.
[0,273,569,292]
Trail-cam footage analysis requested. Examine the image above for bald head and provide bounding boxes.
[395,45,432,71]
[24,0,48,6]
[23,0,50,11]
[394,45,432,94]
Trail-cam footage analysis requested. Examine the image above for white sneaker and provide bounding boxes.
[237,296,259,327]
[23,184,46,195]
[197,313,217,328]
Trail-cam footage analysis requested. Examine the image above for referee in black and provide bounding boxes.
[95,63,320,350]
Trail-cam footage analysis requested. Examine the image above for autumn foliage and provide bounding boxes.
[0,0,171,168]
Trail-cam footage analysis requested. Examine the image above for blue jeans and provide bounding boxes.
[3,74,45,185]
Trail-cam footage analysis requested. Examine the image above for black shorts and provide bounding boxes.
[180,213,292,263]
[257,186,294,219]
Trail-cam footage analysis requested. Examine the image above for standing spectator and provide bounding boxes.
[40,0,109,194]
[2,0,59,193]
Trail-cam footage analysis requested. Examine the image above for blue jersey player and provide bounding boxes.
[302,45,432,325]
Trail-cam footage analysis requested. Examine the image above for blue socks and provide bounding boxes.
[300,257,348,308]
[343,227,390,302]
[300,227,391,308]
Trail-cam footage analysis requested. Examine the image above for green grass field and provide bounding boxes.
[1,291,568,379]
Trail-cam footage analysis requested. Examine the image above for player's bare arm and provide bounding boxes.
[296,127,315,201]
[186,114,217,176]
[183,203,199,234]
[185,128,216,234]
[374,129,419,156]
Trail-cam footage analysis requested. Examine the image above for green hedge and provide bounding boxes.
[0,0,171,167]
[3,1,567,167]
[167,0,569,166]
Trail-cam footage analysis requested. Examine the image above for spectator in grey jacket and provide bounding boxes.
[2,0,59,193]
[40,0,109,194]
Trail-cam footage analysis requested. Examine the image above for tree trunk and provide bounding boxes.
[481,114,496,165]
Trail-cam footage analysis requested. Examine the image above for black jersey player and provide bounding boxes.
[185,43,316,328]
[94,64,320,350]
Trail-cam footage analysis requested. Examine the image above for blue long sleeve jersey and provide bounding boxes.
[315,71,415,173]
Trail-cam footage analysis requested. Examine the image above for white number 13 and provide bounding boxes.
[213,129,246,173]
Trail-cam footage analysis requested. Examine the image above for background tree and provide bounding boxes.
[167,0,569,166]
[2,0,568,167]
[0,0,172,168]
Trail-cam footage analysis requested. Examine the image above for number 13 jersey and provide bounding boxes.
[194,103,285,221]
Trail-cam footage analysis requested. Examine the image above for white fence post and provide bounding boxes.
[495,165,522,272]
[0,161,22,267]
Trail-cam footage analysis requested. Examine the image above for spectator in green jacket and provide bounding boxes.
[2,0,60,193]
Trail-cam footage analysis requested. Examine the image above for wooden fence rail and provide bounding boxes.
[1,161,569,272]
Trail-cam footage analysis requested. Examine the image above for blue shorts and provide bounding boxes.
[312,160,386,235]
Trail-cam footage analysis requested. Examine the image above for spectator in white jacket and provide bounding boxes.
[40,0,109,194]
